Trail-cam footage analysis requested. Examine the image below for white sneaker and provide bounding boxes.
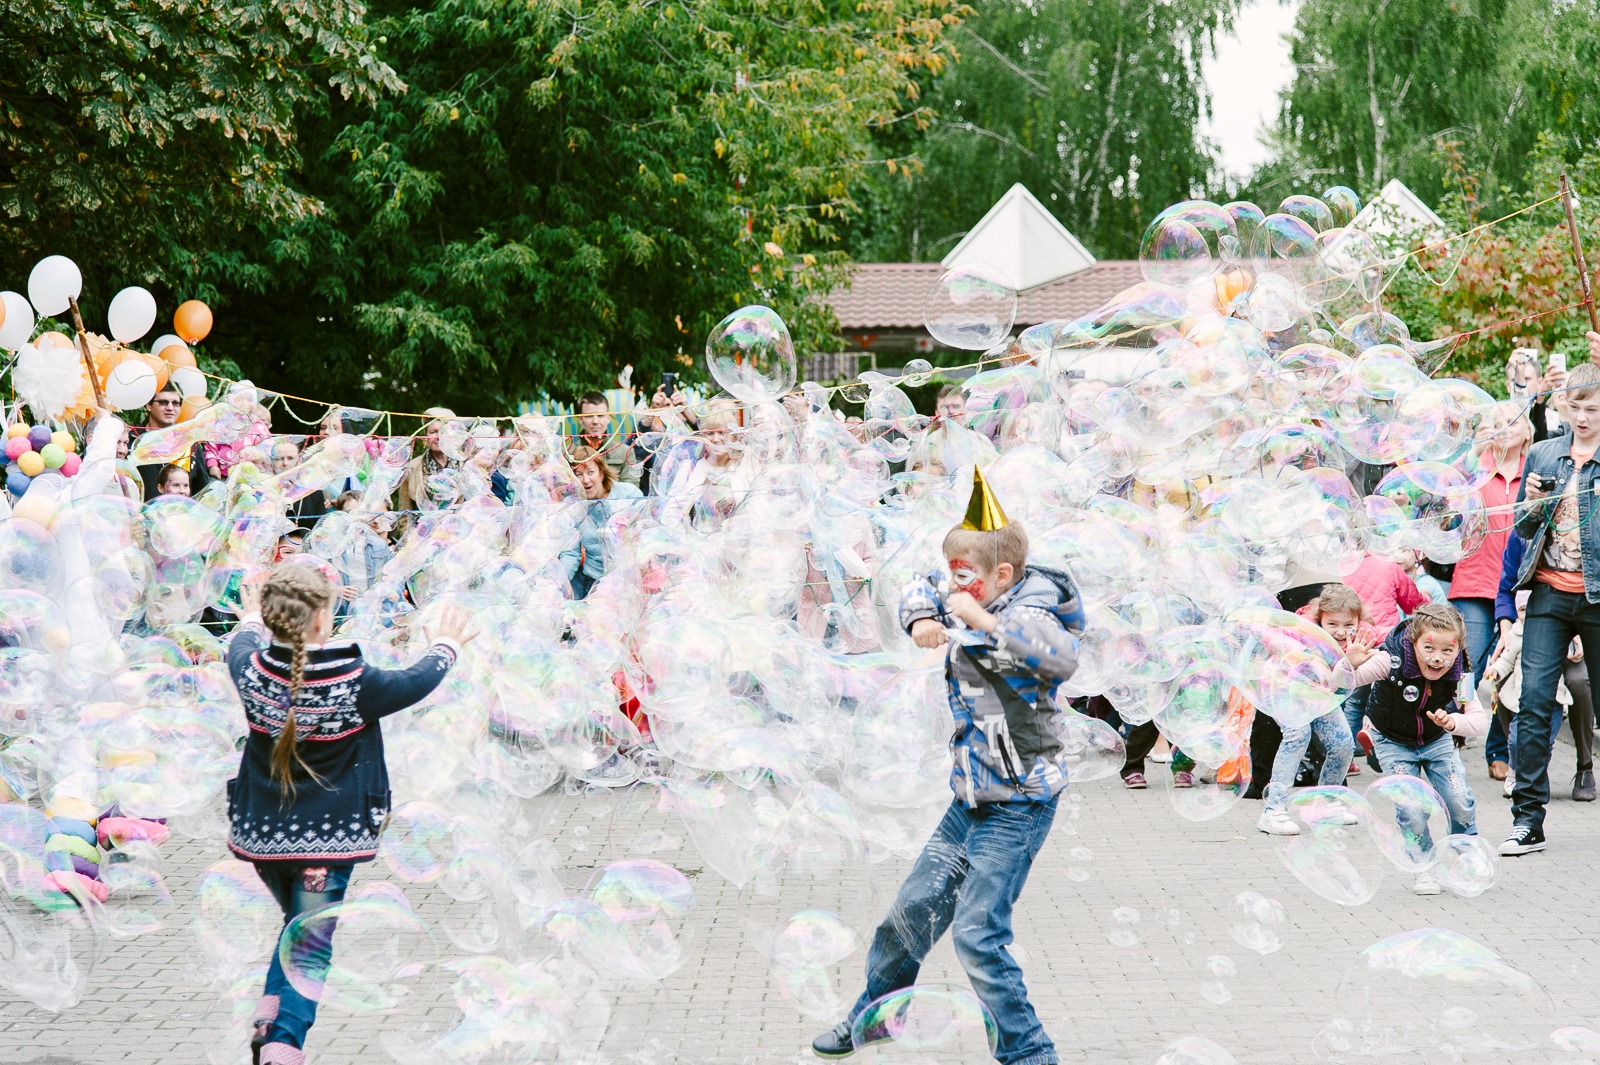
[1257,810,1301,836]
[1328,809,1360,826]
[1413,871,1442,895]
[1503,772,1515,799]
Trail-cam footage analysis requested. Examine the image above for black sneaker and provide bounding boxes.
[1574,769,1597,803]
[1499,822,1547,856]
[812,1023,855,1059]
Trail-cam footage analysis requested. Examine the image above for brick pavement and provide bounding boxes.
[4,743,1599,1065]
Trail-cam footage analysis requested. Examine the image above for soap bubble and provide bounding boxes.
[850,985,998,1057]
[924,265,1017,350]
[1322,185,1362,227]
[1140,217,1215,287]
[1230,891,1286,955]
[193,859,282,978]
[1435,834,1497,898]
[766,908,862,1018]
[706,305,797,403]
[1066,846,1094,883]
[280,888,438,1011]
[1199,954,1237,1004]
[572,858,699,983]
[1154,1036,1240,1065]
[1107,906,1141,946]
[1364,773,1449,871]
[1281,787,1384,905]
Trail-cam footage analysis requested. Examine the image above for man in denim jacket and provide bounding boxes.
[1504,360,1600,854]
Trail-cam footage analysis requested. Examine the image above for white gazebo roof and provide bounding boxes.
[1351,178,1446,241]
[941,183,1097,292]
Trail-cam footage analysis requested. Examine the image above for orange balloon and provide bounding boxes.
[37,330,74,351]
[1213,267,1251,312]
[174,301,213,344]
[133,350,170,391]
[158,342,196,371]
[179,394,212,423]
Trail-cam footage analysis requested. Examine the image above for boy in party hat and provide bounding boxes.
[812,468,1085,1064]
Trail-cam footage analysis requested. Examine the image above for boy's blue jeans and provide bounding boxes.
[848,796,1059,1065]
[254,862,354,1049]
[1370,733,1478,836]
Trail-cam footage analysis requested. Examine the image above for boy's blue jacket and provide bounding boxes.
[900,565,1085,807]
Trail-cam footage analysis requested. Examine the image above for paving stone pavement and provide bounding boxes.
[4,742,1598,1065]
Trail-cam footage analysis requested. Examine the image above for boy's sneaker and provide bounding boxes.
[1499,822,1547,856]
[1574,769,1596,802]
[1122,772,1148,790]
[1257,810,1300,836]
[812,1022,855,1059]
[1172,770,1194,789]
[1412,871,1442,895]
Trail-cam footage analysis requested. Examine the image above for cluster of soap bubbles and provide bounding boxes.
[0,179,1522,1059]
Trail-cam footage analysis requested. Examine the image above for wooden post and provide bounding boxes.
[65,296,109,411]
[1559,172,1600,334]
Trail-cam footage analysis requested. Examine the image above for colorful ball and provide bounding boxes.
[4,424,28,440]
[16,451,45,477]
[50,431,76,454]
[60,454,81,477]
[26,426,51,451]
[39,443,66,469]
[5,470,30,496]
[4,436,30,461]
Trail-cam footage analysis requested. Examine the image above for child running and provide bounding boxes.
[1257,585,1381,836]
[225,561,474,1065]
[811,470,1084,1064]
[1356,602,1487,895]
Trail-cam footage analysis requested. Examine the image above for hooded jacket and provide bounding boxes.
[1364,623,1487,746]
[901,565,1085,807]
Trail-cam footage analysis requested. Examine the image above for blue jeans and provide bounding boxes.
[1514,584,1600,829]
[254,862,353,1050]
[1453,597,1495,686]
[1370,732,1478,835]
[849,797,1059,1065]
[1265,708,1355,812]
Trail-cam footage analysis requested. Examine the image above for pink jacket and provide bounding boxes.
[1347,555,1428,630]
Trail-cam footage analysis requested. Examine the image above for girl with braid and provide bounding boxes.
[225,561,475,1065]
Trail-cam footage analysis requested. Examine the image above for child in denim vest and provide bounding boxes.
[812,472,1084,1064]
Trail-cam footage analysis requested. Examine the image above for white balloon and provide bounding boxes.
[107,287,158,345]
[0,291,35,351]
[169,366,207,399]
[27,255,83,317]
[104,359,157,411]
[149,334,187,362]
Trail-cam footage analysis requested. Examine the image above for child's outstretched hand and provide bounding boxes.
[910,618,948,649]
[945,591,997,633]
[434,605,479,647]
[1343,631,1376,668]
[238,572,263,618]
[1426,708,1458,733]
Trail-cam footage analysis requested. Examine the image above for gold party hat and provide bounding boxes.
[961,466,1009,531]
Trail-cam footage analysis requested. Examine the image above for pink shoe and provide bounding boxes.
[1122,772,1148,790]
[1172,770,1194,789]
[1347,760,1362,776]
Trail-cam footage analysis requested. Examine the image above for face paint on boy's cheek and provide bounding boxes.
[947,558,986,602]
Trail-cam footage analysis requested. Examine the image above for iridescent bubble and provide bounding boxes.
[1281,787,1384,906]
[193,858,281,977]
[1230,891,1286,955]
[0,518,64,598]
[1364,773,1450,872]
[850,985,998,1056]
[924,264,1017,351]
[280,888,438,1011]
[582,858,699,982]
[1278,194,1335,233]
[1198,954,1237,1004]
[1140,217,1216,287]
[1322,185,1362,227]
[706,305,798,403]
[1066,846,1094,883]
[1107,906,1141,947]
[766,909,862,1019]
[1154,1036,1240,1065]
[1434,834,1497,898]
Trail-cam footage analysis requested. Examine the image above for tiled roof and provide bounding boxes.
[828,261,1146,332]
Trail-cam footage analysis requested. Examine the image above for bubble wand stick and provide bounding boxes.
[1558,172,1600,337]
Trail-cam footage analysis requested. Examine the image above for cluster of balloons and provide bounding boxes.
[0,182,1525,1060]
[4,424,80,496]
[2,255,213,420]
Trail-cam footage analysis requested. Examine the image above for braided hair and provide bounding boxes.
[258,562,336,797]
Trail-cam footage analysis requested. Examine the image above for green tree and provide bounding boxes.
[202,0,961,412]
[845,0,1240,263]
[0,0,401,319]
